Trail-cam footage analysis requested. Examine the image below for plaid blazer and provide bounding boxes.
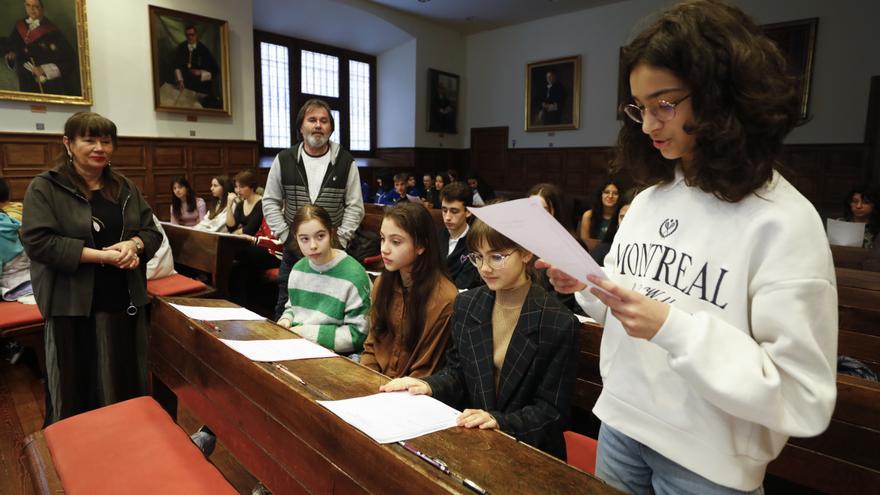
[424,283,579,459]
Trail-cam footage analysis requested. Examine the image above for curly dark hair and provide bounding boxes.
[612,0,802,202]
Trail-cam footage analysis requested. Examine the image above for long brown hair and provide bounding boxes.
[53,112,123,201]
[370,203,448,351]
[208,175,234,219]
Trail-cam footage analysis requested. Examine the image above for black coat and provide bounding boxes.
[438,227,481,290]
[424,284,579,459]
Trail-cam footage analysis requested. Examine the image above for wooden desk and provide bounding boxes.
[160,223,252,298]
[149,297,615,494]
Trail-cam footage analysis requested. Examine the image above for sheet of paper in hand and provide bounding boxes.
[467,197,607,286]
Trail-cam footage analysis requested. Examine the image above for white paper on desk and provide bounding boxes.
[170,303,265,321]
[827,218,865,247]
[318,392,460,444]
[468,197,607,285]
[219,338,337,362]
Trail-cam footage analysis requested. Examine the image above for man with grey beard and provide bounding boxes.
[263,98,364,318]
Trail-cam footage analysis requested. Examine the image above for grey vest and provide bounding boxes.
[278,144,353,249]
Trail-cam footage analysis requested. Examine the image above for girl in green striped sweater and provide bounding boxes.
[276,204,371,354]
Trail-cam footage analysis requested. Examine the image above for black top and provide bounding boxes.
[90,191,129,312]
[229,199,264,236]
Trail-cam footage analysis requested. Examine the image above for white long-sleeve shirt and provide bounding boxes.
[575,168,837,491]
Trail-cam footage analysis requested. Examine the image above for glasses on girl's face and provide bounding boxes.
[623,94,691,124]
[466,252,513,270]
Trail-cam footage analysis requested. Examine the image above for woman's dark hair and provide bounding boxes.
[434,174,446,189]
[370,202,448,352]
[53,112,123,201]
[234,169,258,190]
[208,175,234,219]
[290,204,340,249]
[613,0,801,202]
[527,182,563,221]
[467,216,537,282]
[295,98,335,141]
[843,185,880,238]
[171,176,197,220]
[588,181,622,240]
[446,168,460,184]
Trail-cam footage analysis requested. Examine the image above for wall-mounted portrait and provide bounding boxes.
[427,68,458,134]
[525,55,580,132]
[149,6,230,116]
[0,0,91,105]
[761,18,818,122]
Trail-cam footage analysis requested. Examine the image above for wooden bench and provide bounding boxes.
[836,267,880,376]
[831,245,880,271]
[574,321,880,494]
[22,396,236,494]
[160,222,252,299]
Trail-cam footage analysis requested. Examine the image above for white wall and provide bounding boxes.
[465,0,880,148]
[0,0,255,140]
[377,39,417,148]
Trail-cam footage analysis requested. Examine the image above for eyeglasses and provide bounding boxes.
[466,252,514,270]
[623,94,691,124]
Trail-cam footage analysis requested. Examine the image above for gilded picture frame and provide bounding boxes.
[0,0,92,105]
[525,55,580,132]
[149,5,231,116]
[761,18,818,122]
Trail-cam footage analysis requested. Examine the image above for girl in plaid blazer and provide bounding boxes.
[381,218,579,459]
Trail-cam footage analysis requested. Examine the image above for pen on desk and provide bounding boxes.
[398,441,450,474]
[461,477,488,495]
[199,320,221,332]
[274,363,306,385]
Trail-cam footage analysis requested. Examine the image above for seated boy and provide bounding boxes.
[439,182,481,290]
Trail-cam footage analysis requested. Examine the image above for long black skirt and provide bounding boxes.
[43,309,148,425]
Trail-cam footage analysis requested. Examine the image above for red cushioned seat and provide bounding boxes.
[44,396,236,495]
[262,267,280,282]
[0,301,43,330]
[146,273,208,297]
[564,431,598,475]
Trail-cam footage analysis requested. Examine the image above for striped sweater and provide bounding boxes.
[282,249,371,353]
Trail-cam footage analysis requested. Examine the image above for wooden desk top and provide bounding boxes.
[149,297,615,494]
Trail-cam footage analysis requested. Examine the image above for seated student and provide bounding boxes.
[361,203,458,378]
[277,204,371,354]
[380,217,579,460]
[377,173,409,206]
[0,177,31,301]
[169,176,207,226]
[466,173,495,206]
[840,185,879,249]
[406,173,424,199]
[438,182,481,290]
[372,173,392,204]
[579,180,622,252]
[194,175,234,232]
[422,173,440,209]
[226,170,263,235]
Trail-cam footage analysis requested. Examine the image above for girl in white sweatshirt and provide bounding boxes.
[541,1,837,493]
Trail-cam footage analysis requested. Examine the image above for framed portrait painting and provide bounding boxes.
[761,18,818,122]
[149,6,230,116]
[525,55,580,132]
[0,0,92,105]
[427,68,458,134]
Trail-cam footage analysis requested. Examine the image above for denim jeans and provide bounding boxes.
[596,423,765,495]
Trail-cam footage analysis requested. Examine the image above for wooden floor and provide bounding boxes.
[0,349,258,495]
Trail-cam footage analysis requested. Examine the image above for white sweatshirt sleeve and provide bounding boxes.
[650,277,838,438]
[262,154,289,244]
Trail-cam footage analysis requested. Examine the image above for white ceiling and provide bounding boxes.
[252,0,625,55]
[367,0,624,33]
